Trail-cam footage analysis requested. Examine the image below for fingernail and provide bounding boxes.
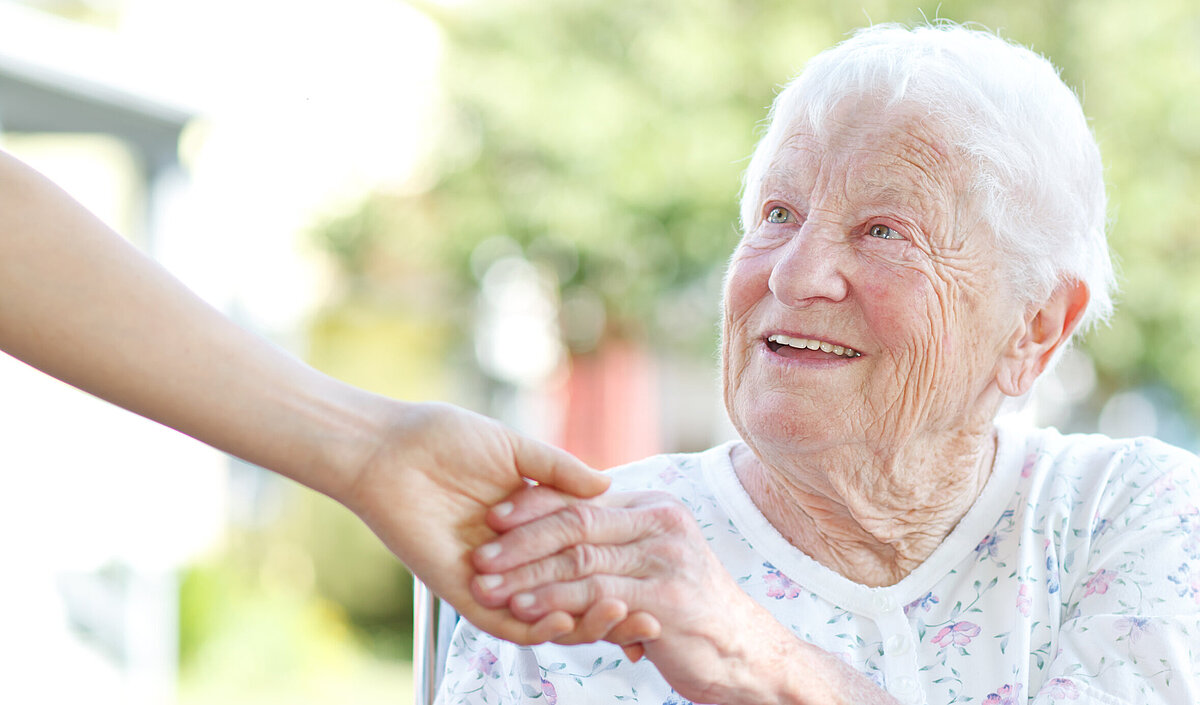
[513,593,535,609]
[494,502,514,518]
[477,574,503,591]
[478,542,502,560]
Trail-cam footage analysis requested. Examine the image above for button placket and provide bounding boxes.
[876,608,924,705]
[884,633,910,656]
[891,675,922,704]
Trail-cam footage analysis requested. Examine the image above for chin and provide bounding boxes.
[731,393,840,452]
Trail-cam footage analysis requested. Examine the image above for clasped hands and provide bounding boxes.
[468,486,805,705]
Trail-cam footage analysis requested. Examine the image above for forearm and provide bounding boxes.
[771,641,901,705]
[668,604,900,705]
[0,149,379,498]
[473,488,900,704]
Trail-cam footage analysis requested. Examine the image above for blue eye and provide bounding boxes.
[869,224,903,240]
[766,207,791,224]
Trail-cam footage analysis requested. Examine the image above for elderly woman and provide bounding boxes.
[438,24,1200,705]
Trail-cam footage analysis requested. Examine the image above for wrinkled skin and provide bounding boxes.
[473,486,893,705]
[719,99,1028,585]
[475,97,1088,703]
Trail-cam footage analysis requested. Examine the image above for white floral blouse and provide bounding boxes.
[436,422,1200,704]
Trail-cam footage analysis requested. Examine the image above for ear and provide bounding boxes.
[996,280,1090,397]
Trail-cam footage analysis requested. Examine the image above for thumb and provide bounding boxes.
[509,432,609,498]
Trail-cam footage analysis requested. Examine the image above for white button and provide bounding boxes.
[872,593,896,612]
[884,634,910,655]
[892,676,921,704]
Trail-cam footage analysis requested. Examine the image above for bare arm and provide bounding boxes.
[0,149,610,644]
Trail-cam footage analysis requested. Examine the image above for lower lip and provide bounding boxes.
[761,341,861,365]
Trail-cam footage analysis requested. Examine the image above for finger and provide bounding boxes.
[607,611,662,644]
[526,610,576,644]
[508,431,609,498]
[474,501,658,574]
[509,576,632,622]
[491,488,671,531]
[459,607,572,647]
[472,541,651,607]
[621,643,645,662]
[487,484,576,532]
[549,598,629,646]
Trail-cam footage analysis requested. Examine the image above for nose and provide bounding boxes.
[767,224,849,307]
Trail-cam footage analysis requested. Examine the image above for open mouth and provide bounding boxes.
[766,333,861,358]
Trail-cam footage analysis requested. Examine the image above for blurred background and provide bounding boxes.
[0,0,1197,702]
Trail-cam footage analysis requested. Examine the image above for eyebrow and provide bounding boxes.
[760,168,928,212]
[758,164,816,205]
[760,164,805,189]
[859,182,923,208]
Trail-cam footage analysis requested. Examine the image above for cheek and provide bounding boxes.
[723,247,773,316]
[858,268,947,355]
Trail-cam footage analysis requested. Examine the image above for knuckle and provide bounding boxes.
[656,540,690,566]
[567,543,601,577]
[646,501,692,533]
[516,557,553,589]
[563,502,600,535]
[588,575,618,603]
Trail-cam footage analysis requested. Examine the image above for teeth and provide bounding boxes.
[768,334,860,358]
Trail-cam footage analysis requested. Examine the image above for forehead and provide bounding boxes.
[761,99,969,213]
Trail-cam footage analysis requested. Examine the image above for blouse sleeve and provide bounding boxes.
[1031,441,1200,705]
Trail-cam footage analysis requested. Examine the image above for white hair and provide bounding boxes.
[740,22,1115,334]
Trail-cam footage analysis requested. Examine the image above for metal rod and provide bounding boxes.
[413,578,438,705]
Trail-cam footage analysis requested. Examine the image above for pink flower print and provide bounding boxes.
[984,683,1022,705]
[763,562,801,599]
[1045,677,1080,699]
[540,678,558,705]
[932,621,981,648]
[904,591,939,615]
[1020,453,1037,478]
[1084,569,1116,596]
[1115,616,1152,643]
[975,533,1000,559]
[1152,472,1178,494]
[658,466,684,484]
[469,647,498,676]
[1178,507,1200,559]
[1016,582,1031,617]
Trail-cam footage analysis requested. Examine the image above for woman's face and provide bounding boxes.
[722,99,1023,459]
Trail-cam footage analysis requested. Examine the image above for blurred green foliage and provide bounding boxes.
[283,0,1200,684]
[310,0,1200,422]
[176,1,1200,698]
[178,486,413,697]
[182,0,1200,697]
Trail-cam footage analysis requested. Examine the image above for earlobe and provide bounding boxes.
[996,280,1090,397]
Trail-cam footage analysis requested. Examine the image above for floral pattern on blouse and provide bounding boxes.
[436,424,1200,704]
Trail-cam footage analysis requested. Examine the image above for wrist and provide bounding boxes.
[707,619,883,705]
[311,388,412,507]
[693,605,817,705]
[263,372,405,505]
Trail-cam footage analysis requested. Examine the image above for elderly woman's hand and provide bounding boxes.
[471,486,899,705]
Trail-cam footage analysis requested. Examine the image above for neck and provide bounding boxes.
[732,424,997,587]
